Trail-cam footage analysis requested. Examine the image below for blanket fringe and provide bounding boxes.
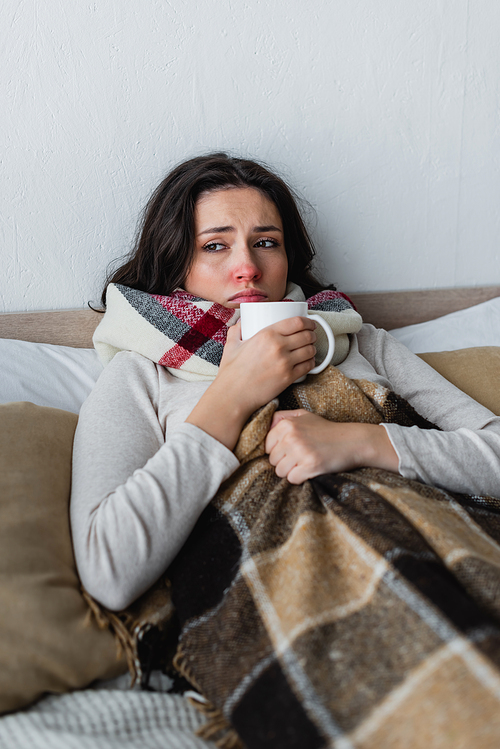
[81,578,176,687]
[82,587,139,684]
[173,646,244,749]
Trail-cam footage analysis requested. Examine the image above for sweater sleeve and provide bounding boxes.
[70,352,239,611]
[356,324,500,497]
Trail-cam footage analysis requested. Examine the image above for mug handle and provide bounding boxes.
[307,314,335,374]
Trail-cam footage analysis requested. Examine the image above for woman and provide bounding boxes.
[70,153,500,612]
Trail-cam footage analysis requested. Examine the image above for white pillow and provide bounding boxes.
[389,296,500,353]
[0,339,103,413]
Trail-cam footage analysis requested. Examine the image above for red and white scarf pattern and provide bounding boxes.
[93,282,362,381]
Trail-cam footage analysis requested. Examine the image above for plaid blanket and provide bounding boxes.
[90,367,500,748]
[92,283,362,381]
[166,368,500,748]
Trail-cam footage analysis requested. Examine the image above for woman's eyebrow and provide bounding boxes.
[198,224,282,236]
[198,226,234,235]
[254,225,282,233]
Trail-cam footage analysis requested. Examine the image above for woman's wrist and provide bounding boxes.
[360,424,400,473]
[185,377,254,451]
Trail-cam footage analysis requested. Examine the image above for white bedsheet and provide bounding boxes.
[0,674,215,749]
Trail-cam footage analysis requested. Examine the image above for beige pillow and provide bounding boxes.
[0,402,126,715]
[418,347,500,416]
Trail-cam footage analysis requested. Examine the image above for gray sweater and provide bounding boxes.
[70,325,500,610]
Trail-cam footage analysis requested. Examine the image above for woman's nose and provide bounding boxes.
[233,248,262,280]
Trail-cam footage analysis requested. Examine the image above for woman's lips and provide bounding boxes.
[228,290,268,303]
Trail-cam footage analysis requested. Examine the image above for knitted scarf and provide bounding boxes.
[93,282,363,381]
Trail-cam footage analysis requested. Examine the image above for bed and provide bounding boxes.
[0,285,499,749]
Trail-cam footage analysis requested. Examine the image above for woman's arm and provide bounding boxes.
[357,325,500,495]
[265,325,500,496]
[185,317,318,449]
[70,351,239,611]
[72,318,317,611]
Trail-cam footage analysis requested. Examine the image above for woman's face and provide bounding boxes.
[184,187,288,308]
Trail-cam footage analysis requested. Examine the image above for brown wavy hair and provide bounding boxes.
[98,153,331,308]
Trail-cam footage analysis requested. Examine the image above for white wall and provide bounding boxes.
[2,0,500,312]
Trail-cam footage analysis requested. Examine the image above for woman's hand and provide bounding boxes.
[265,409,399,484]
[219,318,317,410]
[185,317,317,451]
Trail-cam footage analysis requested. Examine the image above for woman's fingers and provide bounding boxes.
[286,325,317,348]
[269,409,310,431]
[258,321,317,366]
[273,319,317,362]
[270,315,316,337]
[265,410,310,472]
[289,343,317,365]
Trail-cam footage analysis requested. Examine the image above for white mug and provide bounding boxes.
[240,301,335,382]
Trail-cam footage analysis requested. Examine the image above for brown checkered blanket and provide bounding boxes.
[92,367,500,749]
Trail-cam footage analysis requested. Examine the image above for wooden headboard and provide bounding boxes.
[0,285,499,348]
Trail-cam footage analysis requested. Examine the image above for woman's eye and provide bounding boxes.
[255,238,278,248]
[202,242,226,252]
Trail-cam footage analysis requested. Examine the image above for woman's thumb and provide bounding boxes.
[226,320,242,342]
[269,409,308,429]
